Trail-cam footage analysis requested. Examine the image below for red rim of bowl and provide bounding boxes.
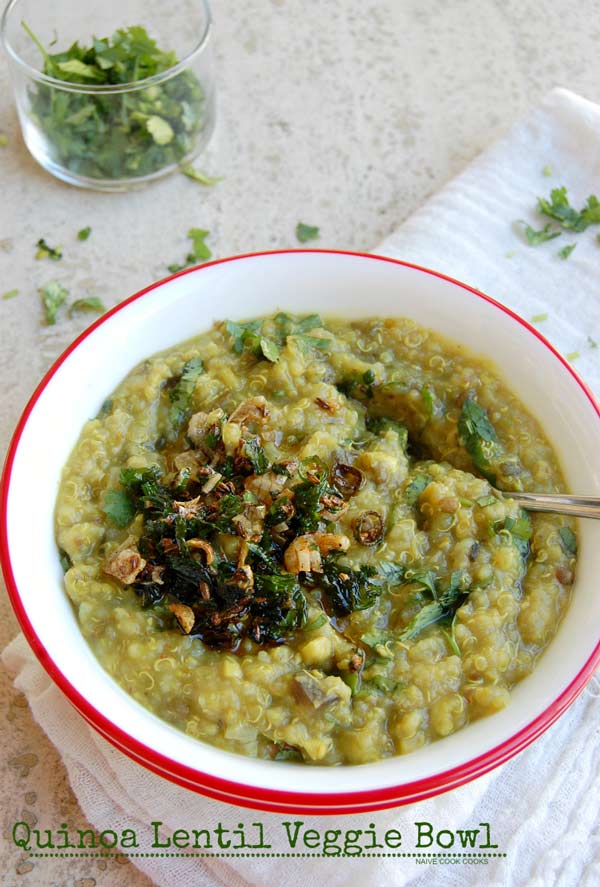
[1,249,599,814]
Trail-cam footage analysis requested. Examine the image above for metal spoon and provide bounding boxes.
[497,491,600,520]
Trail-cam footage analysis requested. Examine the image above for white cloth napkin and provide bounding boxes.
[3,87,600,887]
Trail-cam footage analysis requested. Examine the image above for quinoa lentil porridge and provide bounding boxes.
[55,313,577,765]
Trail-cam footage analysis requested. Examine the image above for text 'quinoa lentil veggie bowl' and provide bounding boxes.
[2,251,600,813]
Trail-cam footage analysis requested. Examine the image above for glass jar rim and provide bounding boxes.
[0,0,212,94]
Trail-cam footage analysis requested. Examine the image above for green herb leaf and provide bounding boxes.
[167,357,204,437]
[296,222,320,243]
[542,165,552,177]
[102,488,136,527]
[558,526,577,555]
[181,165,222,185]
[557,243,576,260]
[2,288,19,300]
[566,351,580,362]
[405,473,430,505]
[457,396,501,485]
[40,281,68,324]
[146,115,174,146]
[518,221,561,246]
[77,226,92,241]
[399,571,471,642]
[225,319,262,355]
[537,187,600,232]
[68,297,106,316]
[259,337,281,363]
[57,58,104,80]
[588,336,598,349]
[188,228,211,261]
[530,313,548,323]
[35,238,62,260]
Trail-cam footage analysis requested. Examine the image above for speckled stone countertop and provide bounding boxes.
[1,2,599,885]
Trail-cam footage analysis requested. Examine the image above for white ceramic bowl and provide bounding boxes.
[2,250,599,814]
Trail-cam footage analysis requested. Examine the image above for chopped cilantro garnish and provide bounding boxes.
[537,187,600,232]
[457,397,501,485]
[296,222,320,243]
[557,243,576,260]
[167,357,204,437]
[559,526,577,555]
[102,488,136,528]
[22,23,205,181]
[181,165,222,185]
[405,473,430,505]
[69,297,106,316]
[530,313,548,323]
[259,337,281,363]
[35,238,62,260]
[398,571,470,642]
[518,221,561,246]
[40,281,68,324]
[77,226,91,241]
[2,288,19,300]
[566,351,580,362]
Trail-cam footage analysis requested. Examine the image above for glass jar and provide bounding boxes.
[1,0,215,191]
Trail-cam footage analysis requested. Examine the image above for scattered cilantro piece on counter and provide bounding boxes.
[518,221,561,246]
[40,281,68,324]
[542,164,552,177]
[566,351,580,362]
[77,226,91,241]
[530,313,548,323]
[557,243,576,260]
[2,289,19,300]
[559,526,577,556]
[0,133,7,147]
[181,165,222,185]
[69,297,106,316]
[35,238,62,260]
[296,222,320,243]
[588,337,598,349]
[167,228,212,272]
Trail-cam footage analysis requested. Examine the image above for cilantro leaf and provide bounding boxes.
[296,222,320,243]
[399,571,471,642]
[167,357,204,437]
[168,228,212,272]
[35,238,62,260]
[40,281,68,324]
[559,526,577,555]
[518,221,561,246]
[457,397,501,484]
[181,165,222,185]
[69,297,106,316]
[537,187,600,232]
[77,226,92,241]
[259,337,280,363]
[102,488,136,528]
[557,243,576,260]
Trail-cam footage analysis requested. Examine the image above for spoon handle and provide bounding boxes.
[502,491,600,520]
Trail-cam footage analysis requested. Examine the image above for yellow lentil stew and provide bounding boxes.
[55,314,577,764]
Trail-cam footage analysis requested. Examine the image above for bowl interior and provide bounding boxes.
[4,251,600,803]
